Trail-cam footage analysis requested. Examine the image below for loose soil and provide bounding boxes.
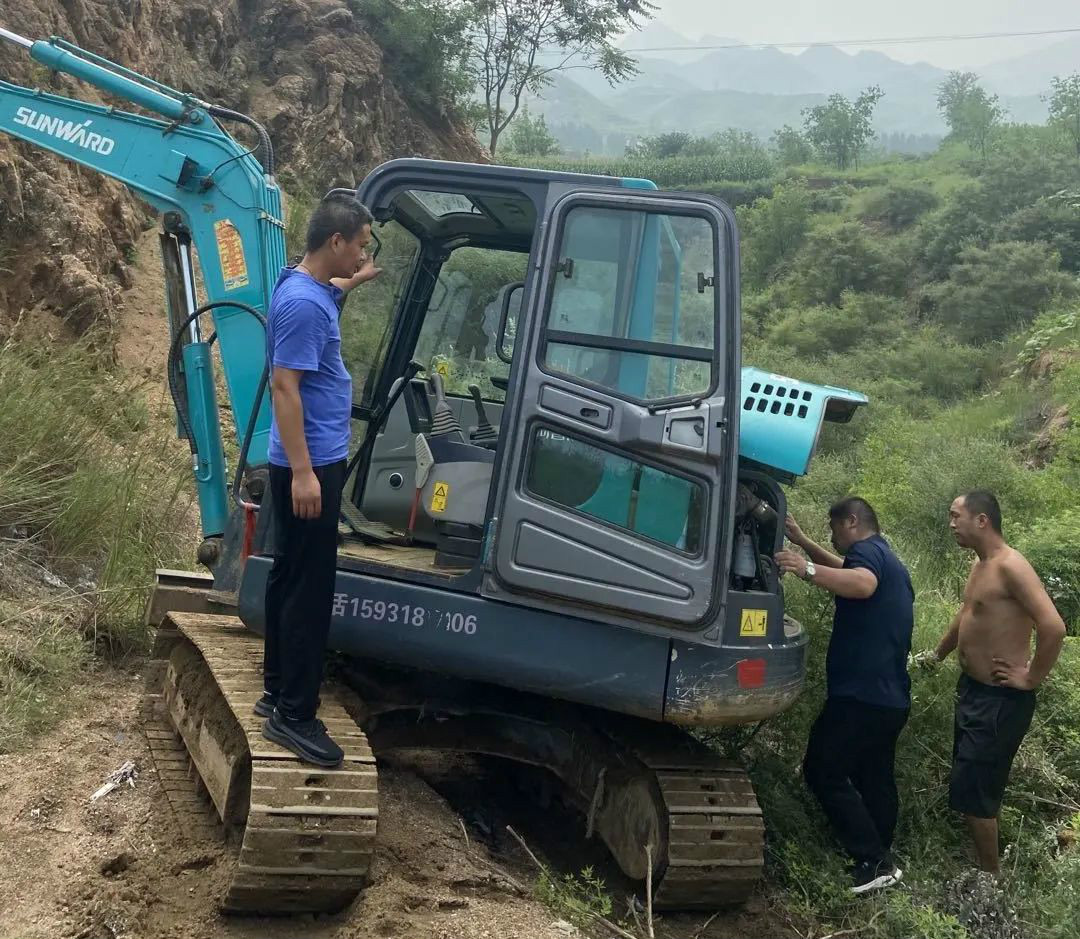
[0,663,797,939]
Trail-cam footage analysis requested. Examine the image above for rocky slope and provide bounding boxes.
[0,0,482,334]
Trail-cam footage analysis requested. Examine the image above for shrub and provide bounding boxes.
[861,182,940,230]
[739,182,813,288]
[1014,512,1080,632]
[790,221,909,305]
[922,241,1078,344]
[766,292,906,358]
[999,195,1080,273]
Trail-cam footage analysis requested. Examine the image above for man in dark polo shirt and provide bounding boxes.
[777,497,914,894]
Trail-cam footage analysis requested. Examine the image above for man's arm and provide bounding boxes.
[933,609,963,662]
[271,367,321,519]
[992,556,1067,689]
[775,550,878,599]
[330,251,381,295]
[785,515,844,568]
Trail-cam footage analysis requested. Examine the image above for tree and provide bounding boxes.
[936,71,1005,159]
[1047,73,1080,158]
[801,87,884,170]
[503,105,561,156]
[463,0,656,155]
[771,125,814,166]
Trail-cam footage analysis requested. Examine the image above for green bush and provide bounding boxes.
[922,241,1078,344]
[1015,512,1080,632]
[861,182,940,230]
[684,178,776,207]
[790,220,910,305]
[348,0,474,116]
[916,183,993,280]
[739,182,813,288]
[999,195,1080,273]
[766,292,907,357]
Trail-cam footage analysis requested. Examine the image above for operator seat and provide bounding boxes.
[417,373,495,569]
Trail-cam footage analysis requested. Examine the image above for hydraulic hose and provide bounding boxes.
[167,300,268,509]
[207,105,275,176]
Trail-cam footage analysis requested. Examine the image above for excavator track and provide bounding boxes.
[642,755,764,908]
[587,719,765,910]
[145,610,377,914]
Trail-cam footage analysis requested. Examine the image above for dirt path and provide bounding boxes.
[0,664,794,939]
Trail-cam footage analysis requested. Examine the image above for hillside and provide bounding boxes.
[0,0,481,336]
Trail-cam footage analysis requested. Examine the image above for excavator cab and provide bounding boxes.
[308,162,743,628]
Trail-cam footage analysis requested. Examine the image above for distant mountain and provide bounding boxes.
[523,21,1055,154]
[981,37,1080,97]
[796,46,946,96]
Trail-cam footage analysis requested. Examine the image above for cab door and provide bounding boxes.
[484,188,739,629]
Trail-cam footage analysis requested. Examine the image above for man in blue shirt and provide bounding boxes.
[257,193,380,767]
[777,497,914,895]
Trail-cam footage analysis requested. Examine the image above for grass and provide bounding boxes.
[0,330,196,749]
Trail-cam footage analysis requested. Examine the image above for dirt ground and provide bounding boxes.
[0,662,796,939]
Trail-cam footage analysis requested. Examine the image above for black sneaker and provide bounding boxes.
[262,711,344,768]
[851,860,903,895]
[253,692,277,718]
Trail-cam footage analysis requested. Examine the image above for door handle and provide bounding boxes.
[580,407,599,419]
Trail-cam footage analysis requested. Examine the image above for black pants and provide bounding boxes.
[803,696,909,865]
[263,460,346,722]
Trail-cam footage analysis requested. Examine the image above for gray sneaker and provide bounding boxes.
[262,711,344,768]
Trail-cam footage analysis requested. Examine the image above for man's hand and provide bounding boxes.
[991,656,1036,690]
[784,513,806,546]
[292,467,322,520]
[332,250,382,293]
[909,650,940,671]
[775,549,808,579]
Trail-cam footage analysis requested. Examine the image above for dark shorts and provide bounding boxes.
[949,673,1036,819]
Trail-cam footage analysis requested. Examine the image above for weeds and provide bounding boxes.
[0,331,195,745]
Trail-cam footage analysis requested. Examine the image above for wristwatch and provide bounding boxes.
[803,561,817,582]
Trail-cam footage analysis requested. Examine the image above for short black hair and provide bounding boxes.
[305,193,373,253]
[829,496,880,533]
[961,489,1002,533]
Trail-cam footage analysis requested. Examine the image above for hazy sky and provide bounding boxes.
[633,0,1078,69]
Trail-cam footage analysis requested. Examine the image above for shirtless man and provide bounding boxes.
[920,490,1065,873]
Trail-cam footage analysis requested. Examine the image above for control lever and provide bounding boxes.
[468,384,498,446]
[428,372,464,441]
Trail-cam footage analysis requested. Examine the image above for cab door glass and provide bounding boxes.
[543,207,717,404]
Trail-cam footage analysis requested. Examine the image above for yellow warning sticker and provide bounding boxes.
[740,609,768,637]
[430,481,450,514]
[434,360,451,380]
[214,219,249,291]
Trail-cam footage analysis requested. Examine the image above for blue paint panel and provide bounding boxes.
[739,366,868,478]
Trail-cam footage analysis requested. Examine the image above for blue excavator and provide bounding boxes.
[0,27,866,915]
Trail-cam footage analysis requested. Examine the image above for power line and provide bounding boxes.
[619,26,1080,55]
